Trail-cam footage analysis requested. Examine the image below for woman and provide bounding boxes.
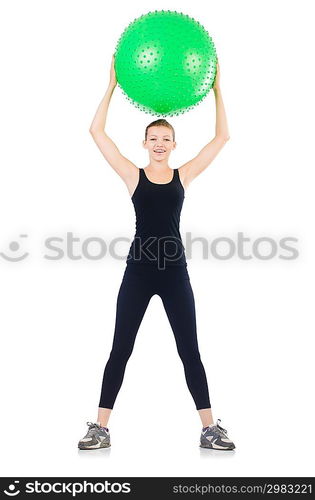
[78,56,235,451]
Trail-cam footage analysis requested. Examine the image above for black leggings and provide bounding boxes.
[99,264,211,410]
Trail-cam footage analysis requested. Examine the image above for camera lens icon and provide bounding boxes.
[4,481,20,496]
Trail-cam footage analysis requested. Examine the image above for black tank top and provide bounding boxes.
[127,167,187,268]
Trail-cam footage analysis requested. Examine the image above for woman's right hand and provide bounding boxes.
[109,54,117,87]
[213,59,220,91]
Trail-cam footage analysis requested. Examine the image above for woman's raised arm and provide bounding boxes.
[89,55,138,183]
[178,60,230,190]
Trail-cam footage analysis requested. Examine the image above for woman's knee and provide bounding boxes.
[177,346,202,366]
[108,345,134,364]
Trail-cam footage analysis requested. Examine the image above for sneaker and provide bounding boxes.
[78,422,111,450]
[200,418,235,450]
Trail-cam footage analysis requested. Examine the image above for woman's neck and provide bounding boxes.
[145,160,171,171]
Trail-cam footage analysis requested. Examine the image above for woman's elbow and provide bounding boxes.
[216,134,230,143]
[89,127,99,135]
[89,127,106,137]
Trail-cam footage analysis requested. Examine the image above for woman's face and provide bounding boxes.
[143,125,176,161]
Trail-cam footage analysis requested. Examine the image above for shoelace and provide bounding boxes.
[215,418,228,437]
[204,418,229,438]
[84,421,102,438]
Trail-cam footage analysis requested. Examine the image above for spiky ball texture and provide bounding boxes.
[114,10,217,116]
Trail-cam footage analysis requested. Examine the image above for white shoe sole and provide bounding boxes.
[78,442,111,450]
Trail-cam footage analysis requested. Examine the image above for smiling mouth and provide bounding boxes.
[154,150,166,153]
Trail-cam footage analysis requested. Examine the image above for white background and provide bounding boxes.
[1,0,314,477]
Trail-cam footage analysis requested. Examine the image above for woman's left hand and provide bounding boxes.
[213,59,220,90]
[109,54,117,87]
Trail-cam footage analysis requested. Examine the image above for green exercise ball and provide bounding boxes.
[114,10,217,116]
